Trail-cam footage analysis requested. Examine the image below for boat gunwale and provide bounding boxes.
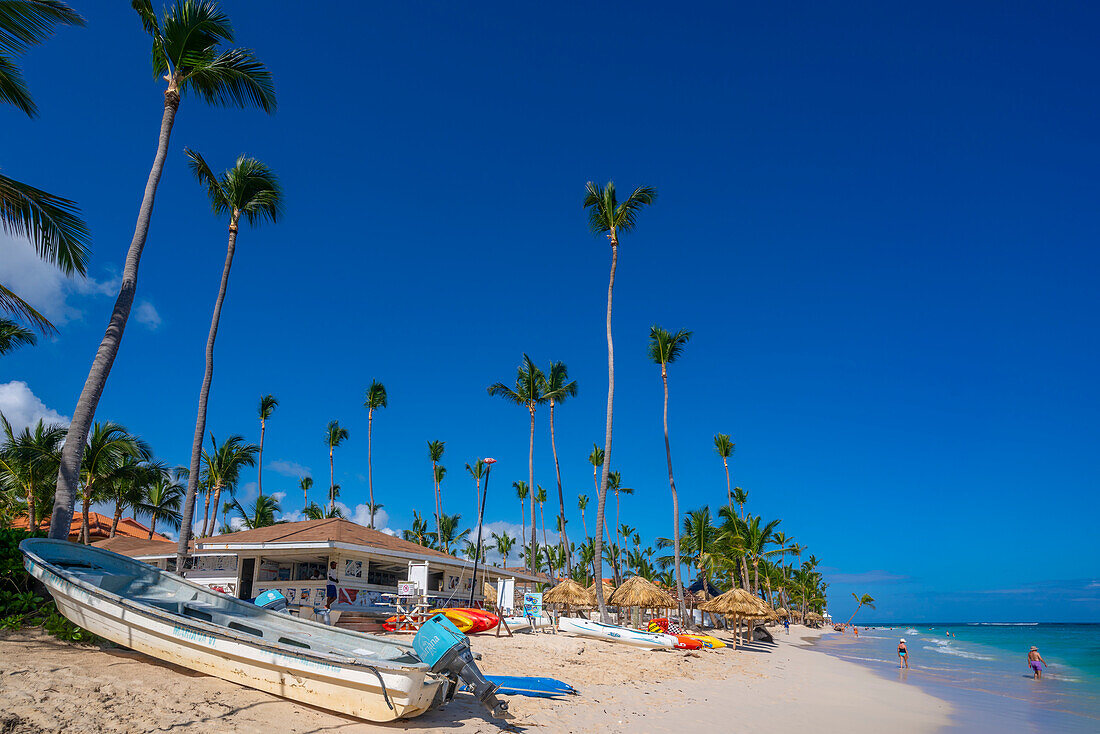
[20,538,433,678]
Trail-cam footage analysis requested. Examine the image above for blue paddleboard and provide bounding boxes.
[485,675,577,698]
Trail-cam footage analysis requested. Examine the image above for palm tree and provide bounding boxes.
[733,486,748,519]
[200,434,258,537]
[609,470,633,566]
[465,458,486,528]
[79,423,151,544]
[362,380,387,527]
[583,180,657,620]
[0,1,89,335]
[435,513,468,555]
[365,502,384,528]
[577,494,589,540]
[648,324,692,620]
[713,433,735,510]
[534,485,550,577]
[0,414,64,530]
[325,420,349,513]
[587,444,603,496]
[658,508,719,592]
[403,511,432,547]
[256,394,278,498]
[487,354,546,572]
[492,531,515,567]
[513,480,529,552]
[53,0,275,544]
[107,458,164,538]
[299,476,312,508]
[543,360,577,575]
[177,150,282,557]
[137,468,185,538]
[303,502,342,520]
[847,593,876,624]
[433,464,447,536]
[0,319,35,356]
[427,440,445,547]
[224,494,280,531]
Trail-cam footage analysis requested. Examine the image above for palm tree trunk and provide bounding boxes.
[527,405,536,574]
[51,92,179,543]
[80,490,91,544]
[201,488,212,537]
[432,461,442,550]
[580,508,588,541]
[594,235,617,622]
[723,457,732,511]
[110,498,123,538]
[520,496,525,560]
[209,485,223,535]
[615,490,621,583]
[258,417,266,499]
[180,211,241,553]
[540,503,549,576]
[26,486,35,534]
[329,447,335,513]
[661,367,686,622]
[367,408,374,527]
[549,401,571,575]
[148,514,157,540]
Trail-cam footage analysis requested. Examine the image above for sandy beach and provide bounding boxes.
[0,625,951,733]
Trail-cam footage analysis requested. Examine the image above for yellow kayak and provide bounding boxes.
[683,633,726,649]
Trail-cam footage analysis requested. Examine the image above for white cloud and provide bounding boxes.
[133,300,161,329]
[270,491,286,504]
[0,233,118,325]
[0,381,70,433]
[269,460,311,478]
[338,502,395,536]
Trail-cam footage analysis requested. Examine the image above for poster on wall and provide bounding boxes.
[523,592,543,618]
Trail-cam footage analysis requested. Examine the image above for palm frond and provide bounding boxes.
[612,185,657,233]
[183,47,275,112]
[226,155,282,225]
[0,317,36,355]
[130,0,159,36]
[0,0,85,55]
[183,147,228,214]
[0,282,54,333]
[0,172,90,276]
[0,51,34,115]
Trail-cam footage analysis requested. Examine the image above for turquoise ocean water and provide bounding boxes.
[813,623,1100,732]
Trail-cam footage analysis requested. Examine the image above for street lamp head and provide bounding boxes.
[484,457,497,465]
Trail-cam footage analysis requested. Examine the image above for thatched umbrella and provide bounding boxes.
[608,575,676,609]
[543,578,592,612]
[587,580,616,606]
[482,580,498,607]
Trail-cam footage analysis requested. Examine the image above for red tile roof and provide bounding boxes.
[11,513,169,542]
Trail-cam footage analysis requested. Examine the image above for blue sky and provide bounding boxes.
[2,2,1098,622]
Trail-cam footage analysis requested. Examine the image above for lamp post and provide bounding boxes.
[469,457,496,606]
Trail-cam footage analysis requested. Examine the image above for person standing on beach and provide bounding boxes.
[784,617,790,634]
[1028,646,1048,680]
[326,561,339,609]
[898,638,908,669]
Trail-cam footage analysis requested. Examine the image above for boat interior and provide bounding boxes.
[26,539,424,667]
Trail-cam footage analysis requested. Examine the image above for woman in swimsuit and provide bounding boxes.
[898,638,908,668]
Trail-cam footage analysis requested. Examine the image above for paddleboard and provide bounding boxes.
[485,675,577,698]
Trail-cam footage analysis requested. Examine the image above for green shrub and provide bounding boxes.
[0,528,102,644]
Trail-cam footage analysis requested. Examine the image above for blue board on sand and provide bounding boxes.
[485,675,577,698]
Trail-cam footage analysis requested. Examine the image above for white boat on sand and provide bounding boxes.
[21,539,504,722]
[557,616,675,649]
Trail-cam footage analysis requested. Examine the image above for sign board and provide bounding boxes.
[398,581,418,597]
[407,562,429,592]
[496,578,515,613]
[523,592,543,618]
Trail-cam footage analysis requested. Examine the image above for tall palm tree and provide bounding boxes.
[648,324,693,620]
[299,476,312,508]
[0,319,35,356]
[137,468,185,538]
[487,354,546,573]
[427,440,445,546]
[365,502,384,528]
[325,420,349,513]
[583,180,656,620]
[0,415,64,530]
[256,394,278,498]
[577,494,589,540]
[52,0,275,543]
[610,471,633,565]
[433,464,447,534]
[79,423,151,544]
[543,360,577,575]
[577,539,596,584]
[200,434,258,537]
[304,502,343,520]
[847,593,876,624]
[177,149,282,558]
[0,1,89,335]
[108,458,164,538]
[435,512,468,555]
[492,531,515,567]
[224,494,280,531]
[713,433,735,510]
[362,380,387,527]
[513,480,529,552]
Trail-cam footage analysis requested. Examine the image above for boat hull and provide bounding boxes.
[557,617,674,649]
[23,543,444,722]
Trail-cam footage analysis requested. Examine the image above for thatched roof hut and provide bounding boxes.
[587,580,616,605]
[775,607,789,618]
[607,576,676,608]
[698,588,759,616]
[543,578,592,607]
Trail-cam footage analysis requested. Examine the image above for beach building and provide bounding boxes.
[94,518,543,624]
[13,512,169,543]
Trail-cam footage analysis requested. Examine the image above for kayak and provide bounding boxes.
[558,617,674,649]
[429,608,498,634]
[670,634,703,650]
[647,618,724,649]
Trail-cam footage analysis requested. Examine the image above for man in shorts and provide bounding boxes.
[1028,646,1049,679]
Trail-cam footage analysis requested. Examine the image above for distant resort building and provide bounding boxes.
[13,512,169,543]
[94,518,543,624]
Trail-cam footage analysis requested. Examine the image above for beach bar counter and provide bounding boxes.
[94,518,541,623]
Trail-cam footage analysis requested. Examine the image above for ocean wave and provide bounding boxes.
[905,628,920,635]
[965,622,1038,626]
[924,639,993,661]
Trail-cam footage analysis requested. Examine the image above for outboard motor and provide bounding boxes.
[413,613,507,717]
[253,589,288,613]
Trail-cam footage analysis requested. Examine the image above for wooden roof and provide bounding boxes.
[92,536,184,557]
